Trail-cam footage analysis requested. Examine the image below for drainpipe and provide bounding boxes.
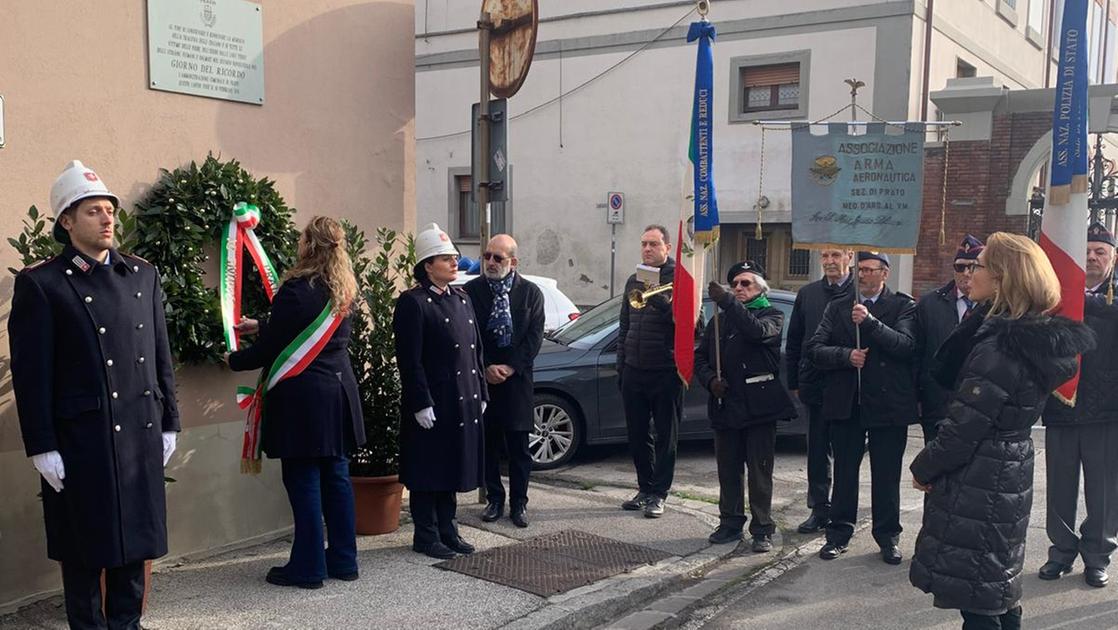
[1044,0,1056,87]
[920,0,935,121]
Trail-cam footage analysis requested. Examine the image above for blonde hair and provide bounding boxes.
[284,216,358,316]
[984,231,1061,319]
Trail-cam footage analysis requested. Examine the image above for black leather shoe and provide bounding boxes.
[707,526,743,545]
[1086,567,1110,588]
[819,543,847,560]
[622,492,650,511]
[442,536,476,555]
[265,566,323,589]
[413,542,457,560]
[751,535,774,553]
[797,514,830,534]
[510,506,529,528]
[481,501,504,523]
[881,544,902,565]
[644,496,666,518]
[328,570,359,581]
[1038,561,1073,580]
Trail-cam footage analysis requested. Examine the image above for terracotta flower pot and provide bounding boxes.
[352,474,404,535]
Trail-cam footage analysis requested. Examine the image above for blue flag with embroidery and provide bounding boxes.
[688,21,719,243]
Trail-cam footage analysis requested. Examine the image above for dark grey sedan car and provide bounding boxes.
[528,289,808,469]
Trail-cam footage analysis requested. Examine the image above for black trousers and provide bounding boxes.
[714,423,776,536]
[805,403,832,518]
[485,427,531,508]
[960,607,1022,630]
[410,490,460,548]
[61,560,145,630]
[1045,423,1118,569]
[921,417,944,443]
[621,367,683,498]
[825,414,908,547]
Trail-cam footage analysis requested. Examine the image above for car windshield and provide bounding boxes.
[549,294,624,348]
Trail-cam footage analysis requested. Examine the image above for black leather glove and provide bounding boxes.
[709,377,728,398]
[708,281,728,304]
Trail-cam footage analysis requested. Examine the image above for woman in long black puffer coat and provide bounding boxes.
[909,232,1095,630]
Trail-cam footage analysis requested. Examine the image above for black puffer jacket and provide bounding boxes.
[909,314,1095,615]
[1043,283,1118,426]
[617,257,676,373]
[695,295,796,428]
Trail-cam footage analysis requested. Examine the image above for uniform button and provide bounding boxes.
[468,319,474,324]
[444,317,450,323]
[454,344,460,349]
[84,296,93,303]
[459,396,464,401]
[471,369,477,374]
[133,265,139,272]
[459,422,465,427]
[114,425,121,432]
[112,392,119,399]
[135,292,142,299]
[144,390,151,396]
[106,359,114,367]
[880,362,886,367]
[98,327,106,334]
[470,344,475,349]
[461,299,467,305]
[65,269,73,276]
[427,298,433,303]
[145,422,153,428]
[138,357,145,364]
[457,370,461,375]
[137,323,144,330]
[473,394,478,399]
[474,419,479,424]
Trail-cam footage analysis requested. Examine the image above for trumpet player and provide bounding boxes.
[617,225,681,518]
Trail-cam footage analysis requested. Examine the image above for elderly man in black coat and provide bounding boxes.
[9,161,180,629]
[697,261,796,552]
[1039,222,1118,589]
[807,251,917,565]
[785,248,854,534]
[465,234,545,528]
[915,234,984,443]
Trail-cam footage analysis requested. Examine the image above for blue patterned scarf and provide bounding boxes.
[487,273,515,348]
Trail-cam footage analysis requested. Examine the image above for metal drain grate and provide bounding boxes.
[435,529,673,597]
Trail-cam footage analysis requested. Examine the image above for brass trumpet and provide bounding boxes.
[628,283,673,309]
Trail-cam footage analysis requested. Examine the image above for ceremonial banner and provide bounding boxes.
[791,122,925,252]
[687,20,719,244]
[1041,0,1090,406]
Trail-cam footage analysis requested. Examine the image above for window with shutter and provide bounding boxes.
[740,63,800,113]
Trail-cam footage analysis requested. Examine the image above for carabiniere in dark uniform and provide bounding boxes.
[11,246,181,569]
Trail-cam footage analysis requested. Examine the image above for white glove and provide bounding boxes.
[32,451,65,493]
[162,431,177,467]
[414,407,436,430]
[481,401,487,416]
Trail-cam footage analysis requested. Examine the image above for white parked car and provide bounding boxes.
[451,273,580,333]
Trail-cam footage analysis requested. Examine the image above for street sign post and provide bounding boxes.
[471,99,508,203]
[607,192,625,297]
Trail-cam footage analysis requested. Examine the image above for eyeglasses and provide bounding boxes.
[971,262,986,270]
[731,279,753,288]
[953,263,977,273]
[483,252,508,263]
[856,266,884,275]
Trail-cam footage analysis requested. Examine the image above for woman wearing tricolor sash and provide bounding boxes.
[393,223,488,560]
[228,216,365,589]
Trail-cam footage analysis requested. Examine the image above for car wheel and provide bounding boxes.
[530,393,582,470]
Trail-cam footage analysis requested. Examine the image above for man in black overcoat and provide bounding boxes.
[1039,222,1118,589]
[465,234,545,528]
[914,234,983,443]
[806,251,917,565]
[784,248,853,534]
[9,161,180,629]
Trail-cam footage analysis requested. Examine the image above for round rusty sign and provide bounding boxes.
[482,0,538,98]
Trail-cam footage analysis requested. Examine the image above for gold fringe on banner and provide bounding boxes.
[939,132,950,247]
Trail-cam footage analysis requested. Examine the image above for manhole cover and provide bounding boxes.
[435,529,673,596]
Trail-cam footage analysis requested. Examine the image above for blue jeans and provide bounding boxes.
[280,456,357,581]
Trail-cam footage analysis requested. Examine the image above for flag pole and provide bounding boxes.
[847,78,864,404]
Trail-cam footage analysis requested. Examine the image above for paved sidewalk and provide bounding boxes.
[1,480,752,630]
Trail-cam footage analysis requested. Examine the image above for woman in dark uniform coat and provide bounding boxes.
[393,223,487,559]
[229,216,365,589]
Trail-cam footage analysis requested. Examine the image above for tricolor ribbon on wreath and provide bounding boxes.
[220,202,281,352]
[238,301,344,473]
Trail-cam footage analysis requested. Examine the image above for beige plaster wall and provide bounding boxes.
[0,0,415,610]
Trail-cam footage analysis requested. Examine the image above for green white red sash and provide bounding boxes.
[239,301,343,473]
[221,202,280,352]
